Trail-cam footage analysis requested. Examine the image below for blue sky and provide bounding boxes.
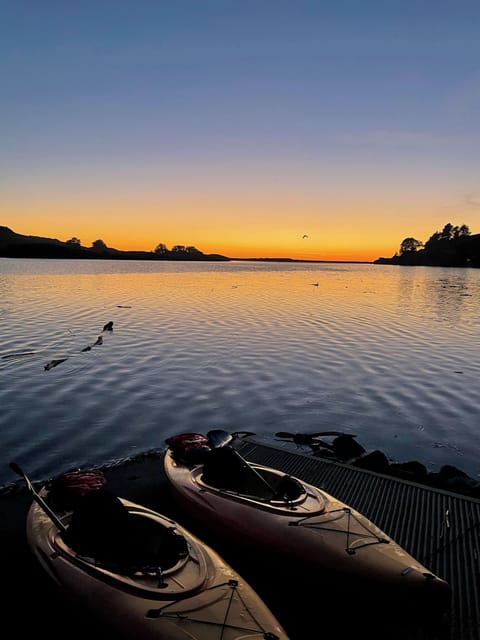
[2,1,480,259]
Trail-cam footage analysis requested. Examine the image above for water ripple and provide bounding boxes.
[1,260,480,486]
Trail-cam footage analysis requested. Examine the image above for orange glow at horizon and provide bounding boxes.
[5,192,475,264]
[3,217,400,262]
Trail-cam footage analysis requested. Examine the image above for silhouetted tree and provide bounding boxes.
[425,223,470,248]
[399,237,423,255]
[453,224,470,239]
[92,239,107,250]
[375,221,478,267]
[440,223,454,240]
[154,243,169,254]
[66,237,81,245]
[185,246,202,255]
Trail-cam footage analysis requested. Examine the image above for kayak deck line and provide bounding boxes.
[236,437,480,640]
[145,578,280,637]
[289,506,391,554]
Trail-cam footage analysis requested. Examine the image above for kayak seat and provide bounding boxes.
[64,488,188,572]
[202,448,274,500]
[202,447,248,492]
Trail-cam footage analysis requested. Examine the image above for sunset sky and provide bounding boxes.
[2,1,480,261]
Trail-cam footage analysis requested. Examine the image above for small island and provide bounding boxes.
[374,222,480,268]
[0,226,229,261]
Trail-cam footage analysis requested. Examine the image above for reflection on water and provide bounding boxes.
[0,259,479,487]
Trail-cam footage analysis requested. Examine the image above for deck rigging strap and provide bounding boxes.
[145,580,280,638]
[289,507,389,554]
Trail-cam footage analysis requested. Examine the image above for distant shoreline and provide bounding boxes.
[0,254,373,265]
[231,257,372,264]
[1,225,374,263]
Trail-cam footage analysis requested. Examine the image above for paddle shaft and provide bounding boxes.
[210,431,277,495]
[10,462,68,534]
[230,449,276,496]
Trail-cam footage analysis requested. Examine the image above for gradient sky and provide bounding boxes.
[2,1,480,261]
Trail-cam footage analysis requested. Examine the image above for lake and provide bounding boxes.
[1,258,479,488]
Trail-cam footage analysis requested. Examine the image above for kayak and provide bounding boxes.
[13,463,288,640]
[163,431,451,620]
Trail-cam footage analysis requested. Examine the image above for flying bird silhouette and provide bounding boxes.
[302,234,309,239]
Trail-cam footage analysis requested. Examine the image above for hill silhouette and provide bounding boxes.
[0,227,229,261]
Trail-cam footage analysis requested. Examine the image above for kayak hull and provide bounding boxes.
[26,489,288,640]
[163,446,451,619]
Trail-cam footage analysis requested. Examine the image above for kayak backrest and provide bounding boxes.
[65,488,131,559]
[202,447,275,499]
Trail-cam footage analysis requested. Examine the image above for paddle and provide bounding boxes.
[10,462,68,534]
[206,430,276,496]
[275,431,353,448]
[207,430,255,448]
[207,429,234,448]
[276,431,347,440]
[230,448,277,497]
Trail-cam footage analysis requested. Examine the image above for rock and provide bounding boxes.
[351,450,390,473]
[427,464,479,497]
[389,461,428,482]
[331,434,366,461]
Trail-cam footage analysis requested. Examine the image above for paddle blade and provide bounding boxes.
[309,431,351,438]
[207,429,233,448]
[276,431,349,440]
[275,432,338,447]
[9,461,23,477]
[9,461,33,490]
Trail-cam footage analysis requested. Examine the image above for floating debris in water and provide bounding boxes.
[44,358,68,371]
[46,320,114,369]
[2,352,36,359]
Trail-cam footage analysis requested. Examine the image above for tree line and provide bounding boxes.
[0,226,229,261]
[374,223,480,267]
[66,237,203,257]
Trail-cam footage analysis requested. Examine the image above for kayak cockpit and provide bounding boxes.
[165,432,326,509]
[46,470,189,579]
[198,446,308,506]
[62,490,188,573]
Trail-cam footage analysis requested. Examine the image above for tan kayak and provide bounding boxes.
[163,432,451,620]
[13,463,289,640]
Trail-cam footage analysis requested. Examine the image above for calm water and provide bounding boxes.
[1,258,479,488]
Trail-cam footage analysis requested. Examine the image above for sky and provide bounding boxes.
[2,1,480,261]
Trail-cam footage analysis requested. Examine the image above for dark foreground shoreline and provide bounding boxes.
[1,447,454,640]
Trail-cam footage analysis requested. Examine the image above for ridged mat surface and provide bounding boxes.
[237,439,480,640]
